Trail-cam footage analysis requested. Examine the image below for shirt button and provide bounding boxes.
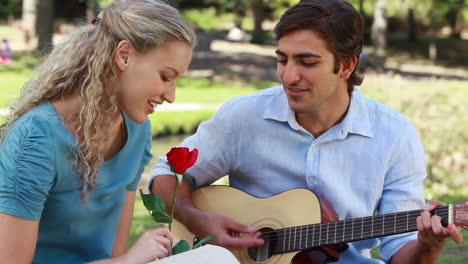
[308,176,316,183]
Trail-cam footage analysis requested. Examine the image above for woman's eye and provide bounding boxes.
[161,75,170,82]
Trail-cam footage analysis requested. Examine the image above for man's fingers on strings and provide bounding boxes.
[447,224,463,244]
[226,219,257,234]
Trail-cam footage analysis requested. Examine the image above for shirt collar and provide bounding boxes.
[262,86,373,138]
[262,86,291,122]
[340,88,373,138]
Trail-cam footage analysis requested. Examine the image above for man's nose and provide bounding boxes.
[281,64,300,85]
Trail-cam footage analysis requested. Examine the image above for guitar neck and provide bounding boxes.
[270,206,450,255]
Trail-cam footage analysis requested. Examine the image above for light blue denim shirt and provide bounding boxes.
[150,86,426,263]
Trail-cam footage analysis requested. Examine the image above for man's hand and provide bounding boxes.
[416,199,464,250]
[187,210,264,250]
[392,199,465,264]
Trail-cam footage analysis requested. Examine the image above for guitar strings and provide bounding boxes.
[262,219,417,245]
[258,210,430,239]
[256,208,448,242]
[257,207,449,239]
[257,207,455,251]
[263,221,421,252]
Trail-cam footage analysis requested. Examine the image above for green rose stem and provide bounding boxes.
[169,165,183,231]
[169,178,177,230]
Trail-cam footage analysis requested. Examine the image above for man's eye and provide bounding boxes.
[277,59,287,64]
[303,62,317,67]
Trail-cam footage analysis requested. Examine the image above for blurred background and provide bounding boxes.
[0,0,467,261]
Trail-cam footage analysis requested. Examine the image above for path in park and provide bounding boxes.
[189,34,468,82]
[0,103,222,117]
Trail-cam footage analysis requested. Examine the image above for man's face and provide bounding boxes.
[276,29,348,114]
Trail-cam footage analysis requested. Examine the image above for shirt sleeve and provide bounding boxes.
[378,123,427,262]
[149,102,234,192]
[127,120,153,191]
[0,116,56,220]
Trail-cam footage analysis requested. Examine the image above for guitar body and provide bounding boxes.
[172,186,468,263]
[172,186,342,264]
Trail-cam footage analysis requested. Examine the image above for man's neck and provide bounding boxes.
[295,91,351,138]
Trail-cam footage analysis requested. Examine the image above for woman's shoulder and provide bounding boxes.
[6,103,58,139]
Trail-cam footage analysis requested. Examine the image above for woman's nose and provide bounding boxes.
[162,83,175,103]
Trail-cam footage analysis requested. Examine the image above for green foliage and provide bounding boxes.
[0,0,21,18]
[181,8,234,32]
[96,0,115,8]
[138,187,216,255]
[139,190,172,225]
[387,34,468,66]
[172,240,190,255]
[0,50,42,109]
[193,236,216,249]
[361,75,468,198]
[149,110,216,137]
[139,189,194,255]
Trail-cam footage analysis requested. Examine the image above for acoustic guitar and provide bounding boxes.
[172,185,468,264]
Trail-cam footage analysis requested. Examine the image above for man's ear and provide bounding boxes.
[115,40,132,71]
[340,56,358,80]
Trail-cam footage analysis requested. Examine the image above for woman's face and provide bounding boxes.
[116,39,192,123]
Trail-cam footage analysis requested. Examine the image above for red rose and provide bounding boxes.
[166,147,198,174]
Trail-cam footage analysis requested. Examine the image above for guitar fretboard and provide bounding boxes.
[265,206,449,255]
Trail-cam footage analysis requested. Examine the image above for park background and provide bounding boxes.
[0,0,467,262]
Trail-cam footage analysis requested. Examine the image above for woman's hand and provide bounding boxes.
[120,227,174,263]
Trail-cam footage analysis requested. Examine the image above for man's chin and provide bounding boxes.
[288,103,321,114]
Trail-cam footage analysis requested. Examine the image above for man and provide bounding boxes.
[150,0,463,263]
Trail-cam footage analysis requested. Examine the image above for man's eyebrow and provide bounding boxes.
[275,49,321,59]
[275,49,286,57]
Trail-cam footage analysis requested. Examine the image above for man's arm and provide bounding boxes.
[151,175,264,250]
[391,199,464,264]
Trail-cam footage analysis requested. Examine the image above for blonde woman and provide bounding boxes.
[0,0,195,263]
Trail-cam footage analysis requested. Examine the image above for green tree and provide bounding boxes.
[0,0,22,21]
[442,0,466,38]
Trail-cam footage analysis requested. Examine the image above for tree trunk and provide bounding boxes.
[446,0,464,39]
[371,0,387,71]
[407,7,416,41]
[21,0,36,47]
[251,0,265,44]
[359,0,365,17]
[37,0,54,54]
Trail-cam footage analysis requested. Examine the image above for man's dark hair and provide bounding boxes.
[274,0,364,93]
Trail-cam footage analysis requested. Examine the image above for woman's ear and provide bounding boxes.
[340,56,358,80]
[115,40,132,71]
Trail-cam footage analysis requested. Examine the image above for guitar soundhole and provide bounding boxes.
[247,227,276,262]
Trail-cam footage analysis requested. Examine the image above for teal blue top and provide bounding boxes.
[0,102,153,263]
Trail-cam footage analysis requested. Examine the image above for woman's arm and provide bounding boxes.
[87,191,174,264]
[112,191,137,258]
[0,213,39,264]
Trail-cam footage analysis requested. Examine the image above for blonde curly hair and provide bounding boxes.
[0,0,196,197]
